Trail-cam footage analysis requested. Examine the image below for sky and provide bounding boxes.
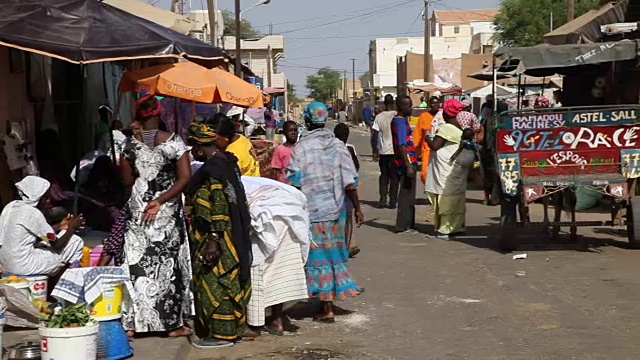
[158,0,500,95]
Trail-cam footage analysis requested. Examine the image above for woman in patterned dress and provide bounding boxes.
[184,121,252,349]
[120,95,192,337]
[286,101,363,323]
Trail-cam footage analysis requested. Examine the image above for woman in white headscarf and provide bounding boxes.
[0,176,84,275]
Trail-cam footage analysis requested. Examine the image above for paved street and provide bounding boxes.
[187,125,640,359]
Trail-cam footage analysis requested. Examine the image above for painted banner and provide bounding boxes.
[621,148,640,179]
[497,153,521,196]
[503,109,639,130]
[519,149,620,176]
[497,125,640,153]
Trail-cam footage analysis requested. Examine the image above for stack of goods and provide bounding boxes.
[251,139,278,180]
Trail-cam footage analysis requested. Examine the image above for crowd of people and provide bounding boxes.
[371,95,483,239]
[0,94,363,350]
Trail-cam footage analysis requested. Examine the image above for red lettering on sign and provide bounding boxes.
[518,150,619,176]
[41,337,48,352]
[33,283,46,291]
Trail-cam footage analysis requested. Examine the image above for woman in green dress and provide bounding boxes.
[184,121,253,349]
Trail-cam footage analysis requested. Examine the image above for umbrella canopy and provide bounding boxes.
[0,0,228,64]
[119,62,264,108]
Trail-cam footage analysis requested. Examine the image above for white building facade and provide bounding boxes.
[369,8,497,96]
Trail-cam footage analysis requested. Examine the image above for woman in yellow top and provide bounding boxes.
[211,114,261,177]
[414,97,442,184]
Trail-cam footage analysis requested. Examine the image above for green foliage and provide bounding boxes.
[287,81,301,103]
[306,67,341,103]
[221,10,260,39]
[494,0,600,47]
[43,303,93,328]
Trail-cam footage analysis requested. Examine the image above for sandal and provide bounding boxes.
[348,246,361,258]
[192,338,234,349]
[312,316,336,324]
[262,326,284,336]
[167,326,193,338]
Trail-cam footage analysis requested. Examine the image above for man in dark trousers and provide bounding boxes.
[391,95,418,233]
[371,94,399,209]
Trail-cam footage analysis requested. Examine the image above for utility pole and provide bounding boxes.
[350,59,357,106]
[423,0,431,83]
[343,70,347,107]
[234,0,242,77]
[267,45,273,88]
[566,0,575,23]
[207,0,217,46]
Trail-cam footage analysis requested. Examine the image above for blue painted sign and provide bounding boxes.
[255,77,264,90]
[498,153,521,196]
[621,149,640,179]
[504,109,639,130]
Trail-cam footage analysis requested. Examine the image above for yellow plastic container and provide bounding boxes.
[89,284,123,321]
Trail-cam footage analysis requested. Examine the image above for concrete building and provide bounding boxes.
[369,8,497,97]
[338,78,363,106]
[188,9,224,45]
[431,9,498,57]
[223,35,286,89]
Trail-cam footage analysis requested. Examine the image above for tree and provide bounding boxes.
[494,0,599,47]
[287,81,301,103]
[306,67,341,103]
[221,10,260,39]
[359,71,370,87]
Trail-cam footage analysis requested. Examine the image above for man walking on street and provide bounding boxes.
[391,95,418,233]
[372,95,399,209]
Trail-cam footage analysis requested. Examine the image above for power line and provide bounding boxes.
[278,0,421,35]
[252,0,422,29]
[286,31,423,40]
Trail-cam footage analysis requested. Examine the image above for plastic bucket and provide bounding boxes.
[0,315,5,356]
[90,246,103,267]
[39,324,98,360]
[23,275,48,301]
[90,285,123,321]
[6,281,32,301]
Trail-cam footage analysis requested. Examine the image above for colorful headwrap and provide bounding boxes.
[534,96,550,109]
[443,99,464,118]
[135,94,162,120]
[461,99,472,108]
[304,101,328,125]
[188,122,218,145]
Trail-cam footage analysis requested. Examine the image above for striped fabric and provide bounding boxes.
[247,220,308,327]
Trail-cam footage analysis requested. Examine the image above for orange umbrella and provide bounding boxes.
[118,62,263,108]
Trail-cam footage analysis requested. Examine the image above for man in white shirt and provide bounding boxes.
[371,94,399,208]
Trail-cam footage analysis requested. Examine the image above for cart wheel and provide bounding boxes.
[628,196,640,245]
[500,196,518,252]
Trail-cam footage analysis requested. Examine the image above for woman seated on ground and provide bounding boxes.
[184,121,253,349]
[424,99,477,239]
[0,176,84,276]
[242,176,310,337]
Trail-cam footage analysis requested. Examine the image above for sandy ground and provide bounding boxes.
[188,124,640,360]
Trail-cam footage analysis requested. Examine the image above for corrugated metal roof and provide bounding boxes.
[103,0,195,35]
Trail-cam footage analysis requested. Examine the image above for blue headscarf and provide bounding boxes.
[304,101,328,125]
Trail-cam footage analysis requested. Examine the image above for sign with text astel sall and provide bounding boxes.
[504,109,639,130]
[497,125,640,153]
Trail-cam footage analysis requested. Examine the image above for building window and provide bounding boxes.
[439,24,443,37]
[454,26,460,34]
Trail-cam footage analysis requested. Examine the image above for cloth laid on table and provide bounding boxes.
[227,135,261,177]
[185,151,253,341]
[0,176,82,275]
[0,285,41,328]
[52,267,132,305]
[241,176,310,266]
[425,123,475,235]
[247,219,308,327]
